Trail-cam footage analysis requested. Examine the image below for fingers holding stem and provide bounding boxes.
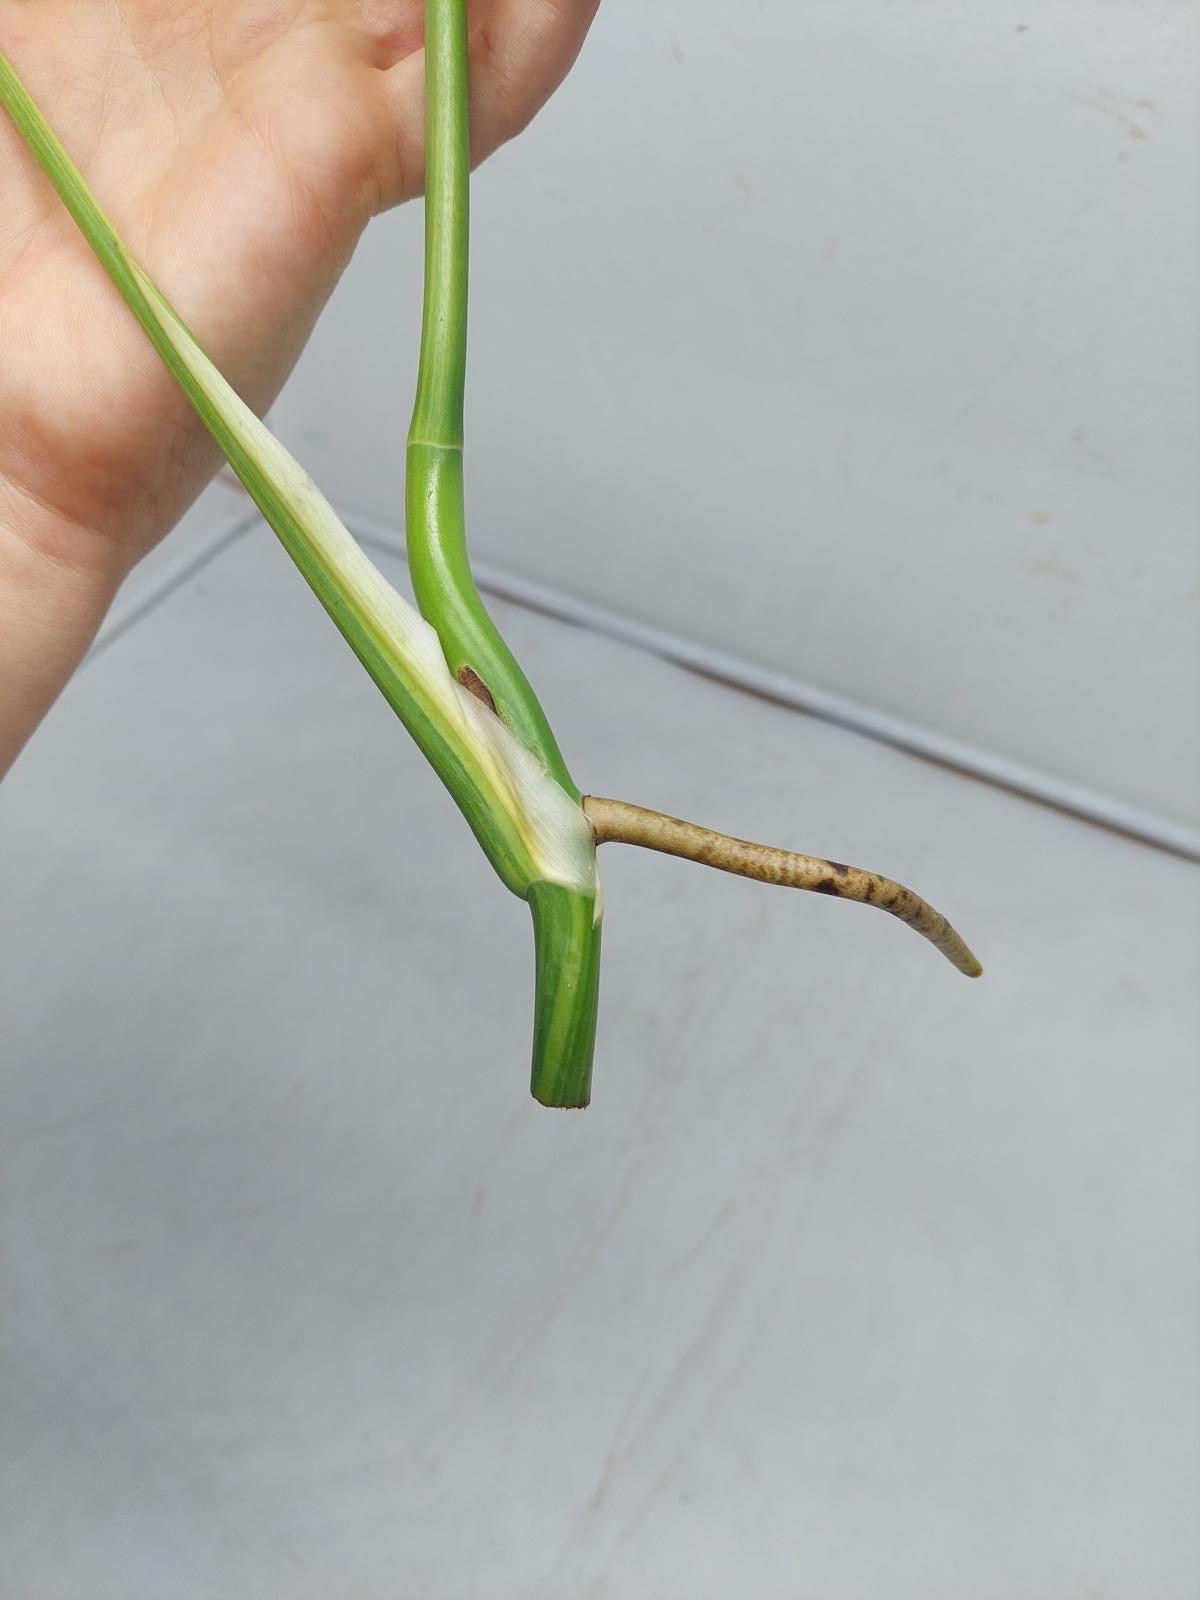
[382,0,601,205]
[582,795,982,978]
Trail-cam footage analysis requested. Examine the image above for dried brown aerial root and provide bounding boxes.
[582,796,982,978]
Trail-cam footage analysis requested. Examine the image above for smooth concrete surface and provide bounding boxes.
[2,519,1197,1597]
[272,0,1200,837]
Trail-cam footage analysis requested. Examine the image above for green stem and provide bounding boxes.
[0,53,199,410]
[408,1,602,1105]
[406,0,575,794]
[409,0,468,452]
[528,884,602,1108]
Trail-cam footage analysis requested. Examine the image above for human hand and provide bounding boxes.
[0,0,598,582]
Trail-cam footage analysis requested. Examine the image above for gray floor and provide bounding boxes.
[3,496,1198,1598]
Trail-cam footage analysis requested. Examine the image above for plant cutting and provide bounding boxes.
[0,3,980,1109]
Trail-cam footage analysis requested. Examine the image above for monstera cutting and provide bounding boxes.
[0,2,979,1108]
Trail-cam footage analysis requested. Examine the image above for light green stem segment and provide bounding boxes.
[406,0,574,792]
[408,0,601,1105]
[528,884,602,1109]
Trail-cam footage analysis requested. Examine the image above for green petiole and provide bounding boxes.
[405,1,602,1106]
[406,3,571,788]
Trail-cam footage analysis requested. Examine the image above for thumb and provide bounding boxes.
[380,0,601,209]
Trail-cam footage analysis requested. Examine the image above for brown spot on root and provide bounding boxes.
[580,794,983,977]
[456,665,497,714]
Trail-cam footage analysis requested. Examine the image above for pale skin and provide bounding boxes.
[0,0,600,775]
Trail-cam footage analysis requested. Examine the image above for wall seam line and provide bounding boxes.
[342,508,1200,864]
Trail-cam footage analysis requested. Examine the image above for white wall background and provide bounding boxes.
[273,0,1199,847]
[7,10,1199,1591]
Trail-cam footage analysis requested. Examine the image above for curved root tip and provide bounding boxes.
[583,795,982,978]
[942,936,983,980]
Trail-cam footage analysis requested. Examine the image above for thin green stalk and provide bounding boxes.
[407,0,602,1105]
[406,0,573,790]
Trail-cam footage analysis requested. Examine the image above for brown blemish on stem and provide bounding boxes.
[456,664,496,714]
[582,795,982,978]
